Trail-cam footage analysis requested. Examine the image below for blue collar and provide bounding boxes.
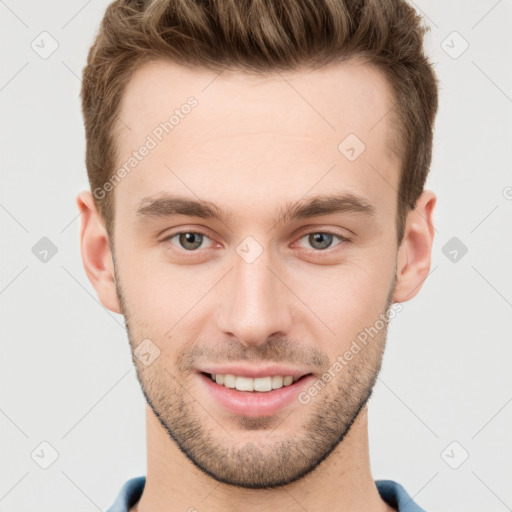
[107,476,426,512]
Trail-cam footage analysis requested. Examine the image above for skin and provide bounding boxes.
[77,59,435,512]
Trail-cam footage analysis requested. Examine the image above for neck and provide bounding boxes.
[133,404,395,512]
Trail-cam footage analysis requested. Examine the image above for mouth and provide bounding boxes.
[197,370,316,417]
[201,371,312,393]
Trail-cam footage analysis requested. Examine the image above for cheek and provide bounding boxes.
[289,251,394,341]
[118,250,217,333]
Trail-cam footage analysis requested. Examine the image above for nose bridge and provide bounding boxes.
[217,246,292,346]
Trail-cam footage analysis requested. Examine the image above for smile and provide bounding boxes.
[199,372,315,417]
[205,372,303,392]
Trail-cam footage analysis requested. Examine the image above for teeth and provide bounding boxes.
[283,376,293,386]
[254,377,272,392]
[209,373,299,392]
[223,374,236,388]
[272,375,283,388]
[236,376,254,391]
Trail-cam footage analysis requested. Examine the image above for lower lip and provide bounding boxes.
[198,373,315,417]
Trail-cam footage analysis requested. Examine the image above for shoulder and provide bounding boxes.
[106,476,146,512]
[376,479,428,512]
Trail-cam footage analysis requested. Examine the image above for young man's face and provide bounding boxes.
[79,59,435,488]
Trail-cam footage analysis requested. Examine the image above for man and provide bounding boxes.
[77,0,438,510]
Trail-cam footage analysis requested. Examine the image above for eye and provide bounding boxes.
[296,231,349,251]
[164,231,214,251]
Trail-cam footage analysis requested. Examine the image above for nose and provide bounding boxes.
[216,250,293,348]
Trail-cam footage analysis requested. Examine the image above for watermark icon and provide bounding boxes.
[32,237,58,263]
[298,303,403,404]
[441,31,469,60]
[236,236,264,264]
[93,96,198,200]
[31,31,59,59]
[338,133,366,162]
[440,441,469,469]
[442,236,468,263]
[134,338,161,366]
[31,441,59,469]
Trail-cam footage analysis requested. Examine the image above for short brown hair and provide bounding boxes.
[81,0,438,244]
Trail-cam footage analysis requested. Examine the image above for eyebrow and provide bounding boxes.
[135,192,376,227]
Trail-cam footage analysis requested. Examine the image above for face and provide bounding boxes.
[106,59,403,487]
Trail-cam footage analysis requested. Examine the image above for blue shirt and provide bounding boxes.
[107,476,427,511]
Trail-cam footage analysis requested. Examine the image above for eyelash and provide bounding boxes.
[162,229,351,253]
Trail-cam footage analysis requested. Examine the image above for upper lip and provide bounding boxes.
[198,365,312,380]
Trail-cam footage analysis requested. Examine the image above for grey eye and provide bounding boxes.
[307,233,335,250]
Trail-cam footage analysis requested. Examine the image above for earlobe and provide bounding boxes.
[393,189,436,303]
[76,191,122,314]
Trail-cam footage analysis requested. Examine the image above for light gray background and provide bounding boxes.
[1,1,511,511]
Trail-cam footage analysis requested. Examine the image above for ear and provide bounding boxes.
[393,189,436,302]
[76,190,121,314]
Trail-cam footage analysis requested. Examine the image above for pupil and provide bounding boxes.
[310,233,332,250]
[180,232,202,250]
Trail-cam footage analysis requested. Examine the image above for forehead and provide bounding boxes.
[113,59,400,222]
